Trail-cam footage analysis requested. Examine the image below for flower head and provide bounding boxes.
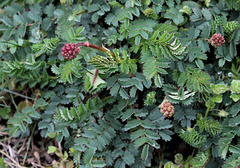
[158,97,174,118]
[208,33,225,47]
[61,43,80,60]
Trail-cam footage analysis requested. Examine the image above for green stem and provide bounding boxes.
[0,103,10,107]
[0,87,35,100]
[23,122,37,165]
[9,91,19,112]
[0,136,13,142]
[159,142,166,168]
[49,76,59,79]
[204,104,211,118]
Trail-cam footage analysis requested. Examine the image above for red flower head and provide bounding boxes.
[61,43,80,60]
[158,97,174,118]
[208,33,225,47]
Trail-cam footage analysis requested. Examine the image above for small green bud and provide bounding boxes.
[179,5,192,15]
[204,0,211,7]
[143,8,159,20]
[164,161,180,168]
[174,153,184,164]
[218,110,229,117]
[144,91,156,106]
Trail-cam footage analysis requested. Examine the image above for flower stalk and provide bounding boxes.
[76,41,116,58]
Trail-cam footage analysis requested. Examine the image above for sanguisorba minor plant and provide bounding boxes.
[0,0,240,167]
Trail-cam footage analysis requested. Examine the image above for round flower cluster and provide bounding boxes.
[61,43,80,60]
[158,97,174,117]
[208,33,225,47]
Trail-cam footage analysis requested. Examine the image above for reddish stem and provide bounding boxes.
[76,41,115,58]
[92,69,99,86]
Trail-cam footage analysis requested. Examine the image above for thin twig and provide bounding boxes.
[0,150,26,168]
[30,162,46,168]
[0,136,13,142]
[0,141,8,148]
[0,131,9,136]
[0,103,10,107]
[4,160,21,168]
[13,133,24,150]
[58,142,63,155]
[17,138,27,155]
[33,91,40,106]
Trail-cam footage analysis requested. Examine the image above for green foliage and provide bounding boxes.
[143,8,159,20]
[223,0,240,10]
[1,58,52,88]
[210,83,229,95]
[223,154,240,168]
[197,114,222,136]
[187,149,210,167]
[1,0,240,167]
[84,69,106,93]
[88,55,118,73]
[0,157,8,168]
[218,133,235,159]
[177,67,211,93]
[0,106,11,119]
[8,107,41,135]
[51,60,82,84]
[179,127,206,148]
[144,91,156,106]
[141,51,170,85]
[165,150,210,168]
[32,37,59,55]
[163,84,195,105]
[55,105,87,123]
[223,21,239,39]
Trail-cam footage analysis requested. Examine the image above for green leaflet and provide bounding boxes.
[57,60,82,84]
[223,154,240,168]
[120,51,138,74]
[179,127,206,148]
[177,66,211,93]
[141,51,170,86]
[196,114,222,136]
[141,144,149,160]
[107,73,149,99]
[164,8,185,25]
[187,149,211,167]
[84,69,106,93]
[31,37,59,55]
[148,25,187,60]
[43,37,59,55]
[89,55,118,73]
[218,133,235,159]
[163,84,195,105]
[55,103,88,123]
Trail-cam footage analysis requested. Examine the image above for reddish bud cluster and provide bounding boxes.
[208,33,225,47]
[158,97,174,117]
[61,43,80,60]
